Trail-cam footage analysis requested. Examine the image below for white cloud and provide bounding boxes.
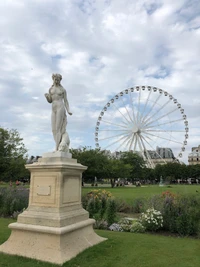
[0,0,199,164]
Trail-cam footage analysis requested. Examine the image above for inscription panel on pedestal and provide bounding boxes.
[62,175,80,204]
[31,175,57,206]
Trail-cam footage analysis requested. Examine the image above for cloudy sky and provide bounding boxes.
[0,0,200,164]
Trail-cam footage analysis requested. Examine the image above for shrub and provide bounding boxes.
[118,218,133,232]
[140,208,163,232]
[132,197,146,213]
[0,187,29,217]
[110,218,146,233]
[83,189,117,228]
[130,221,146,233]
[94,219,108,230]
[148,192,200,237]
[173,195,200,236]
[106,199,117,226]
[115,199,132,213]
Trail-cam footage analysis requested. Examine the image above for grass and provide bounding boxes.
[82,185,200,203]
[0,218,200,267]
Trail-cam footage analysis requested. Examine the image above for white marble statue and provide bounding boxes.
[45,74,72,151]
[58,131,70,153]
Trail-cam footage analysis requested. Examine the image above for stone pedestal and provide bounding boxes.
[0,152,106,265]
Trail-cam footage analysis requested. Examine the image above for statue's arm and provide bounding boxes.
[44,88,52,103]
[63,89,72,115]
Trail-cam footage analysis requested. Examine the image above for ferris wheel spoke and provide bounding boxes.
[129,133,136,150]
[139,88,152,123]
[144,118,184,129]
[112,102,132,124]
[115,134,132,152]
[143,131,183,145]
[137,135,146,161]
[119,95,134,123]
[147,130,185,133]
[144,137,175,160]
[143,99,171,125]
[98,129,131,132]
[141,93,162,124]
[101,119,130,129]
[103,132,130,150]
[144,106,179,128]
[98,131,130,142]
[129,90,137,124]
[134,134,138,151]
[139,135,155,168]
[140,134,167,164]
[137,88,142,123]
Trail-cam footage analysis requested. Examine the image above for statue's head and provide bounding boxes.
[52,73,62,85]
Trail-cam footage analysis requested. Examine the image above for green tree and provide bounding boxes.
[0,127,28,181]
[153,162,188,182]
[120,152,146,181]
[187,164,200,178]
[70,147,109,183]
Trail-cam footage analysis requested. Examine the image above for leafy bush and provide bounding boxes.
[94,219,108,230]
[132,197,146,213]
[109,218,146,233]
[106,199,117,226]
[173,195,200,236]
[148,192,200,236]
[140,208,163,232]
[130,221,146,233]
[0,187,29,217]
[119,218,133,232]
[115,199,132,213]
[83,189,117,227]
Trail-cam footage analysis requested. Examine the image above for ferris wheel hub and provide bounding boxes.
[132,125,140,134]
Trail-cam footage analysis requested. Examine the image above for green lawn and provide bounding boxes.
[0,218,200,267]
[82,185,200,203]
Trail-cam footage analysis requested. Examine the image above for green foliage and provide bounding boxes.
[118,218,133,232]
[106,199,117,226]
[154,162,189,181]
[120,151,146,180]
[70,147,109,182]
[130,221,146,233]
[0,187,29,217]
[0,127,28,181]
[149,192,200,236]
[115,199,132,213]
[187,164,200,178]
[70,148,148,183]
[106,159,132,179]
[71,147,200,183]
[83,189,117,227]
[132,197,146,213]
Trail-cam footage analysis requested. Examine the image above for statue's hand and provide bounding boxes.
[45,93,49,97]
[68,111,72,115]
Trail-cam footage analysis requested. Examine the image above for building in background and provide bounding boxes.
[188,145,200,165]
[103,146,176,167]
[147,146,176,166]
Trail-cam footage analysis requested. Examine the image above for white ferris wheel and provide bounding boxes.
[95,85,188,168]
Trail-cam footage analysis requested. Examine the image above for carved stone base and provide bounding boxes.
[0,219,105,265]
[0,153,106,265]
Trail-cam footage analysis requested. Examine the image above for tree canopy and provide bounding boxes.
[70,148,146,183]
[70,147,200,184]
[0,127,28,181]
